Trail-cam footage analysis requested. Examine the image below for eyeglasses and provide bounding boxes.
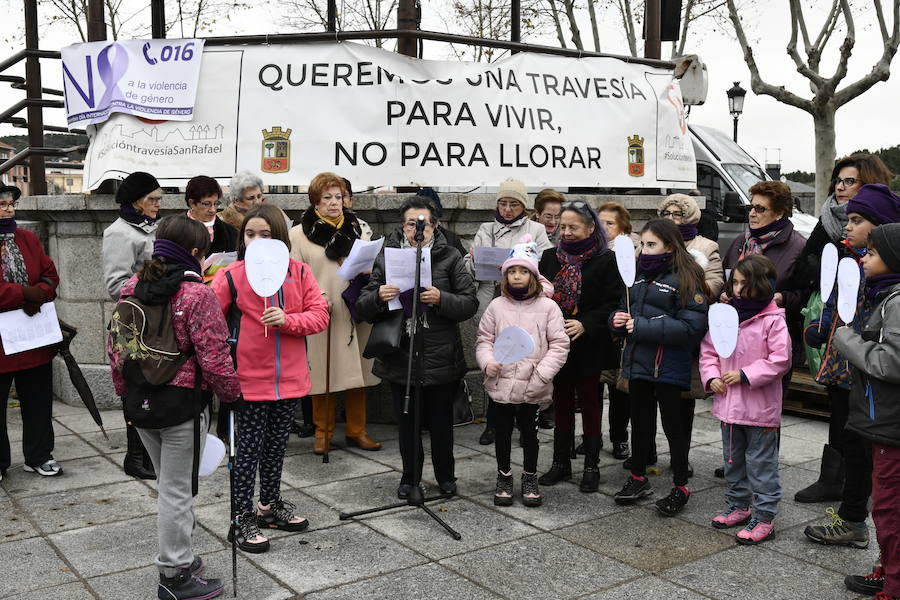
[833,177,859,188]
[540,213,561,222]
[144,195,162,204]
[749,204,769,213]
[0,201,18,210]
[196,200,222,209]
[497,200,522,209]
[403,220,434,230]
[659,210,683,218]
[240,192,264,203]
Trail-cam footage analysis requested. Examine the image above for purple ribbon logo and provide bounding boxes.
[97,42,129,107]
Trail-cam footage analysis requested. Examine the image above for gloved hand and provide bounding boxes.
[804,321,828,348]
[22,301,41,316]
[22,285,45,306]
[227,395,246,413]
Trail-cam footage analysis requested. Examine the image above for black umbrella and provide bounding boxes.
[56,319,108,440]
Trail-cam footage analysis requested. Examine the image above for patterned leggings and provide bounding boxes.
[232,398,300,515]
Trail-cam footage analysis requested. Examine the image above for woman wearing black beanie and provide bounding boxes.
[101,171,163,481]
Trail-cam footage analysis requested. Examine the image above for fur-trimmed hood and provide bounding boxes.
[300,207,362,261]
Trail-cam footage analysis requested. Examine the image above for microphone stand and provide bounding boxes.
[339,215,461,540]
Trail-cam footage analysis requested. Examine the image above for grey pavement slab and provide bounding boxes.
[279,448,392,489]
[87,548,295,600]
[22,479,157,533]
[1,455,130,498]
[557,506,736,573]
[9,433,100,466]
[676,485,821,532]
[660,545,863,600]
[365,497,540,560]
[0,499,39,543]
[8,581,95,600]
[193,464,238,506]
[49,515,225,578]
[781,419,831,442]
[54,411,125,435]
[440,532,640,599]
[247,521,428,594]
[764,520,880,578]
[342,439,481,473]
[585,576,710,599]
[306,562,503,600]
[302,470,417,515]
[0,536,79,597]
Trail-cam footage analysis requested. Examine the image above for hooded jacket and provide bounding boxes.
[102,217,156,301]
[475,278,570,409]
[834,284,900,446]
[210,258,329,401]
[356,228,478,387]
[699,301,792,428]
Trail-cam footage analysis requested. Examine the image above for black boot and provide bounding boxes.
[795,444,845,503]
[539,431,572,486]
[579,435,603,493]
[157,568,224,600]
[124,423,156,480]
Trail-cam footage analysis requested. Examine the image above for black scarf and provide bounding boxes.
[134,263,198,305]
[300,207,361,261]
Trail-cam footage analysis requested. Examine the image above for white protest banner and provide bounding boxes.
[84,41,695,190]
[62,38,205,127]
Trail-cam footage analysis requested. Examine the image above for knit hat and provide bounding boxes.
[0,185,21,201]
[116,172,160,205]
[658,193,701,225]
[870,223,900,273]
[501,235,540,276]
[416,187,444,218]
[846,184,900,226]
[497,177,529,208]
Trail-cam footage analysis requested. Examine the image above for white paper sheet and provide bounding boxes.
[202,251,237,273]
[336,238,384,281]
[493,326,535,364]
[474,246,511,282]
[385,247,432,311]
[0,302,63,355]
[708,303,739,358]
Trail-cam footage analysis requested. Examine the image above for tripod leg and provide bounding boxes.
[419,504,462,540]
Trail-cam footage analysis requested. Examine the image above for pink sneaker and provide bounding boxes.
[736,518,775,545]
[711,506,751,529]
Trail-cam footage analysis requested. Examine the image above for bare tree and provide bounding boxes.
[283,0,398,47]
[436,0,543,62]
[170,0,253,37]
[726,0,900,213]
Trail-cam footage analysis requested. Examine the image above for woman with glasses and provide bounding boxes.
[532,189,565,246]
[0,185,62,481]
[538,201,623,493]
[658,194,724,298]
[185,175,237,254]
[468,178,552,445]
[102,171,164,481]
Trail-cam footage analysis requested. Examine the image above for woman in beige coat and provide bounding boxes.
[658,194,725,298]
[289,172,381,455]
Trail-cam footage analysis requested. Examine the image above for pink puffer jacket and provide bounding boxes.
[475,290,570,409]
[699,301,792,428]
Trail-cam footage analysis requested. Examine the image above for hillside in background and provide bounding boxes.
[0,133,88,161]
[784,145,900,191]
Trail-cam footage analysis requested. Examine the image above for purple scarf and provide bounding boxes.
[152,238,202,275]
[120,201,157,227]
[740,217,790,259]
[399,287,430,318]
[730,295,773,322]
[552,236,599,316]
[0,217,15,234]
[866,274,900,304]
[638,252,673,281]
[495,210,527,226]
[507,284,533,301]
[678,224,698,241]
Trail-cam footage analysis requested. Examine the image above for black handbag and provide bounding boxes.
[452,380,474,426]
[363,309,405,359]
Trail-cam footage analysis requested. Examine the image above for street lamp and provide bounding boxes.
[726,81,747,143]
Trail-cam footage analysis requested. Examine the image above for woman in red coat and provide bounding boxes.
[0,185,61,480]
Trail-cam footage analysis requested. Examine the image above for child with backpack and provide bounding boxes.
[699,255,792,545]
[835,223,900,600]
[610,218,709,515]
[107,215,241,600]
[475,238,569,507]
[210,204,329,554]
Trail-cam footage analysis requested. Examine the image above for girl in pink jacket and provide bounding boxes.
[476,238,569,507]
[699,255,792,545]
[211,204,329,554]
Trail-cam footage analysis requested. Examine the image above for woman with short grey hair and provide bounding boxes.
[219,171,265,230]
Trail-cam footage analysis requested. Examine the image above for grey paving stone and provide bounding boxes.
[8,433,100,467]
[193,464,237,506]
[584,576,709,599]
[469,479,628,531]
[78,427,127,454]
[0,499,39,543]
[279,448,392,489]
[248,521,427,594]
[8,581,94,600]
[306,562,503,600]
[54,411,125,435]
[302,470,416,515]
[23,480,157,533]
[51,400,94,416]
[88,548,294,600]
[781,419,831,443]
[557,506,736,573]
[49,515,225,578]
[777,434,826,466]
[660,545,859,600]
[778,465,825,503]
[440,533,639,599]
[343,439,481,473]
[795,458,822,472]
[2,455,130,498]
[687,414,726,446]
[676,485,821,532]
[365,497,540,560]
[447,452,520,496]
[0,536,78,596]
[764,520,880,578]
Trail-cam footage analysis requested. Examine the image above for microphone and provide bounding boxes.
[414,214,426,241]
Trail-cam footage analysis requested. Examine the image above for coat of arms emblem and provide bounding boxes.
[262,127,292,173]
[628,134,645,177]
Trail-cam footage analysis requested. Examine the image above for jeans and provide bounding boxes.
[722,422,781,522]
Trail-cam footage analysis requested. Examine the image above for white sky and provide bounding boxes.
[9,0,900,173]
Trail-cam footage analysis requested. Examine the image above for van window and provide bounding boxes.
[696,163,735,217]
[723,163,766,197]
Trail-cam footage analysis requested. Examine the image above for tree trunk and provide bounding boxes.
[812,107,836,217]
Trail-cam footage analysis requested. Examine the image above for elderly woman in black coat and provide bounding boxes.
[357,196,477,500]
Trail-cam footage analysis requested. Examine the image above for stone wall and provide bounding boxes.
[16,192,687,423]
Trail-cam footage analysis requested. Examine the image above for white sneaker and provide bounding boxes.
[24,459,62,476]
